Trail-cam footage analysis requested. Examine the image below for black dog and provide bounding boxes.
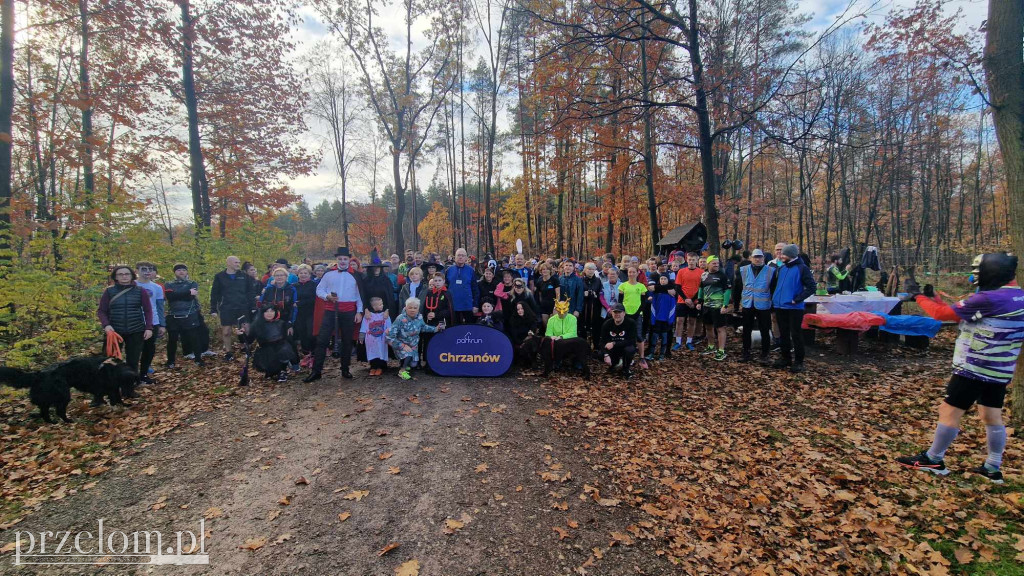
[0,357,136,423]
[0,366,74,423]
[52,356,135,407]
[538,336,592,378]
[516,335,541,368]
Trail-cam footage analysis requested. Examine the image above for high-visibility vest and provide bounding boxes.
[741,265,774,310]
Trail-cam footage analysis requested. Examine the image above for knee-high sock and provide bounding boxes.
[926,423,959,462]
[985,424,1007,470]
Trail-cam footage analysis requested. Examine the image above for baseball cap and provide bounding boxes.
[751,249,765,257]
[611,303,626,313]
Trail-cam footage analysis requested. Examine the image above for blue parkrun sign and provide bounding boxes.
[426,325,513,377]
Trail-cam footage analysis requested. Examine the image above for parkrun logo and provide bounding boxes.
[11,519,209,566]
[455,331,484,345]
[439,352,502,363]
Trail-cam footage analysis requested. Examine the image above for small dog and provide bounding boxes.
[0,356,136,423]
[516,335,541,368]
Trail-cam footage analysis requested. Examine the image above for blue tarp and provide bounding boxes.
[872,313,942,338]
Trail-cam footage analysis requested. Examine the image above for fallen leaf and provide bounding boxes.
[343,490,369,501]
[379,452,394,460]
[552,501,568,510]
[568,519,579,529]
[443,518,465,534]
[480,441,500,448]
[1,542,18,553]
[475,463,488,473]
[388,466,401,475]
[596,498,620,507]
[553,526,570,540]
[278,496,291,506]
[954,547,974,564]
[273,533,291,545]
[610,531,634,546]
[239,537,266,551]
[203,507,223,519]
[338,512,351,522]
[141,465,157,476]
[267,510,281,521]
[295,476,309,485]
[396,559,419,576]
[243,431,259,437]
[379,542,400,556]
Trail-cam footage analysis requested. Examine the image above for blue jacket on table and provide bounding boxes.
[770,258,816,310]
[445,264,479,312]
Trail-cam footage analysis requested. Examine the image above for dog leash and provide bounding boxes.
[105,331,125,360]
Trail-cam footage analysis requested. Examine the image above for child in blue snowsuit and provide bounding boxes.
[387,297,444,380]
[649,274,678,360]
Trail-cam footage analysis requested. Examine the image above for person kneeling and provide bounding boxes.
[360,296,392,376]
[242,305,298,383]
[387,297,444,381]
[600,303,637,379]
[539,300,591,378]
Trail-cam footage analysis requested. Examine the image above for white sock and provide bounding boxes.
[686,337,692,344]
[676,337,682,344]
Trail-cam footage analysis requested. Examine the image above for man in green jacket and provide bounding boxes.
[540,300,590,377]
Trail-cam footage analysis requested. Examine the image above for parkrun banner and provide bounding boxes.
[426,325,513,377]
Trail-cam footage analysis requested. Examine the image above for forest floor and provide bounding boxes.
[1,329,1022,575]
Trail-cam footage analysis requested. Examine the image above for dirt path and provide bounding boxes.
[6,365,671,575]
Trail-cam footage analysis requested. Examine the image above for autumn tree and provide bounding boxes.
[418,200,452,254]
[305,43,364,248]
[983,0,1024,422]
[314,0,459,255]
[0,0,12,265]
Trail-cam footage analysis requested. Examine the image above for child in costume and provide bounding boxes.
[242,304,298,382]
[477,298,503,331]
[360,296,392,376]
[387,297,444,380]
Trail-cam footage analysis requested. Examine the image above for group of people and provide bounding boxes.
[95,245,1024,484]
[98,241,830,388]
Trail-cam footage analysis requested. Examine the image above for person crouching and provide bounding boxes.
[360,296,392,376]
[387,297,445,381]
[539,300,591,378]
[242,304,298,382]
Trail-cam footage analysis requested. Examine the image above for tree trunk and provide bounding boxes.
[0,0,11,264]
[687,0,720,255]
[78,0,95,210]
[982,0,1023,424]
[180,0,211,230]
[392,149,406,255]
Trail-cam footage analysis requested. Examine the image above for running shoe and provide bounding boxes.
[713,349,726,362]
[277,372,288,382]
[968,464,1004,484]
[895,451,950,476]
[398,369,412,380]
[700,345,716,355]
[685,342,696,351]
[790,362,805,373]
[224,352,234,362]
[201,350,217,357]
[644,353,655,361]
[184,353,196,360]
[672,342,682,351]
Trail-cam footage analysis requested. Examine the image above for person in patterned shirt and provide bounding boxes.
[897,252,1024,484]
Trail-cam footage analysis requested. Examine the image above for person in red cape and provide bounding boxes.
[305,247,364,382]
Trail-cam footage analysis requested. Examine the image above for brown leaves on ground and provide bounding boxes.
[536,332,1022,574]
[378,542,400,556]
[0,361,262,527]
[239,537,267,551]
[343,490,369,501]
[338,511,351,522]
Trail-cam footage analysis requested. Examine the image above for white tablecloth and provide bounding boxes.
[805,295,901,315]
